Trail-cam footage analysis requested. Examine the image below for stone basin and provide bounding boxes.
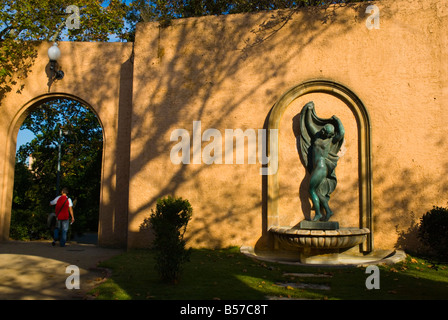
[269,226,370,250]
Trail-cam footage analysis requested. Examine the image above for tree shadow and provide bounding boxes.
[0,240,123,299]
[371,129,448,252]
[2,2,413,252]
[127,2,395,249]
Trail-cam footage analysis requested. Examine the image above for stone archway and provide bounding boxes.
[0,90,131,248]
[0,93,105,242]
[0,41,133,248]
[266,79,373,252]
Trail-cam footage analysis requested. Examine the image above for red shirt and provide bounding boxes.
[55,195,70,220]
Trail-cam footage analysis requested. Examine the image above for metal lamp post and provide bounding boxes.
[56,125,70,196]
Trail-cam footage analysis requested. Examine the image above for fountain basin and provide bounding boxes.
[269,226,370,249]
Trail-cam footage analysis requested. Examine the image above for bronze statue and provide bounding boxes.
[299,102,345,222]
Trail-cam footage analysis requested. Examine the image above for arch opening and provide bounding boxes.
[3,93,105,245]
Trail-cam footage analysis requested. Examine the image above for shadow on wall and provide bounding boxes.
[375,134,448,252]
[129,2,399,249]
[395,212,423,254]
[52,43,134,248]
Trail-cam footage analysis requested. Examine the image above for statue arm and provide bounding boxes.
[304,102,318,136]
[332,115,345,143]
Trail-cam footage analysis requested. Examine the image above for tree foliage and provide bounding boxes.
[12,98,103,239]
[418,206,448,260]
[0,0,129,99]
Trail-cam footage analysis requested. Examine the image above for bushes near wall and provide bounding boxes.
[141,196,193,283]
[418,206,448,260]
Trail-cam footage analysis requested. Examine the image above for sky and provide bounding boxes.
[16,129,36,152]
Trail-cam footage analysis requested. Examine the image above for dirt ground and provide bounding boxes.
[0,239,124,300]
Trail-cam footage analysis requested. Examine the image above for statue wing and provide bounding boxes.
[299,102,314,172]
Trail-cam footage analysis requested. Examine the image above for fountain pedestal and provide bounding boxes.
[298,220,339,230]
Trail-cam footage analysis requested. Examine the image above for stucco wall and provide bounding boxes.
[128,0,448,251]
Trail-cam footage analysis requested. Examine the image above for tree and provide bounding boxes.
[9,158,42,240]
[0,0,129,99]
[13,98,103,239]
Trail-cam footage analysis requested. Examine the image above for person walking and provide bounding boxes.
[50,187,75,247]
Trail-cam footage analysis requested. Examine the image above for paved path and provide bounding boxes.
[0,240,123,300]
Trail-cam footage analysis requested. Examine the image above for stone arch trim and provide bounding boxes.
[10,93,104,134]
[266,79,373,252]
[0,92,105,242]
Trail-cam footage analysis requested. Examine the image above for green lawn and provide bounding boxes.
[89,247,448,300]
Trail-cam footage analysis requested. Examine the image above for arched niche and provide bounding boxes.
[266,79,373,252]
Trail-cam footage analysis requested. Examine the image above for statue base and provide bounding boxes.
[297,220,339,230]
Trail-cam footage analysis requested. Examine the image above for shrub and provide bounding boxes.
[10,207,52,240]
[418,206,448,259]
[141,196,193,283]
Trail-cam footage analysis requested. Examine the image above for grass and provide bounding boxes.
[89,247,448,300]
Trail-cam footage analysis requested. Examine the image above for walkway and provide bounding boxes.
[0,240,123,300]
